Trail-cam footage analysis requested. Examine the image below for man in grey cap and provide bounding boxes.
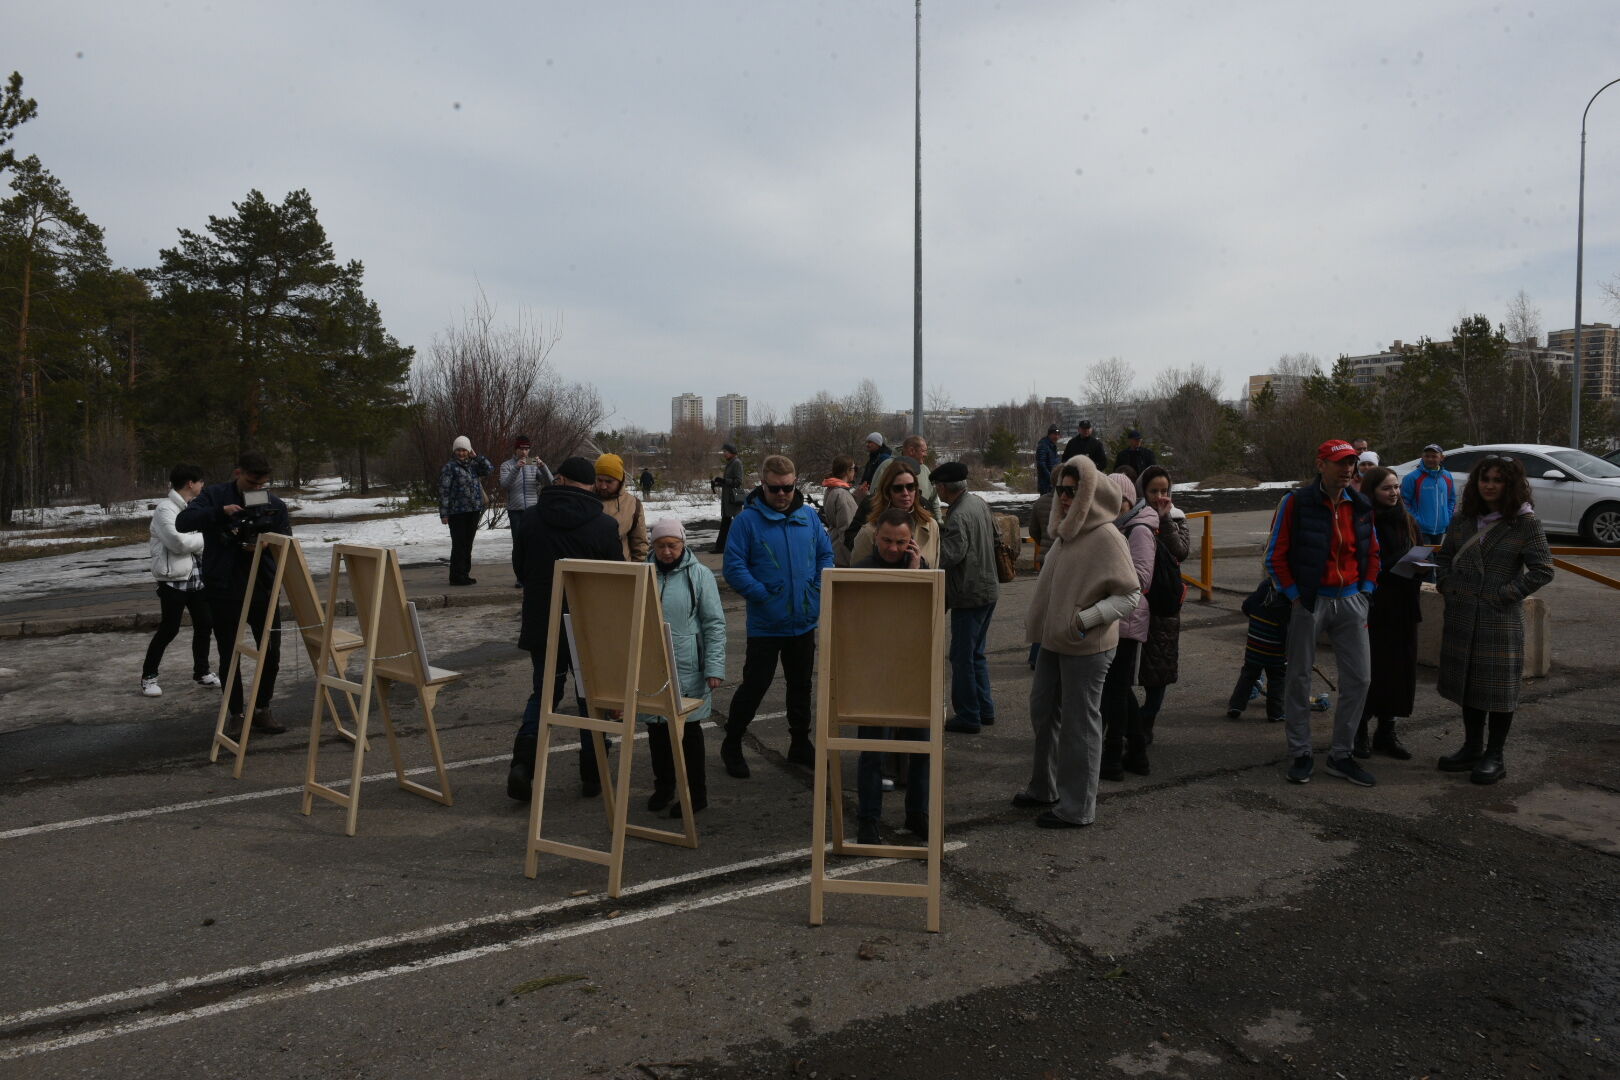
[1063,421,1108,474]
[1400,443,1455,544]
[857,432,891,499]
[713,443,745,554]
[1113,430,1156,476]
[934,461,1000,734]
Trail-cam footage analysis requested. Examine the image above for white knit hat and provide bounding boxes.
[650,517,685,542]
[452,435,472,453]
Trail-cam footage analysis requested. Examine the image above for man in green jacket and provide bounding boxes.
[935,461,1000,734]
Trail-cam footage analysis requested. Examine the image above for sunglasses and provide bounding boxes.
[764,483,797,494]
[889,482,918,493]
[1054,484,1077,498]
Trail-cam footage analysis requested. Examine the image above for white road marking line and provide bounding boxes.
[0,841,966,1060]
[1,713,786,841]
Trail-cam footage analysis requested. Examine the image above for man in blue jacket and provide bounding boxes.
[721,453,835,776]
[1400,443,1456,544]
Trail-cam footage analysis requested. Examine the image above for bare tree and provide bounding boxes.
[405,291,603,507]
[1602,274,1620,316]
[790,388,884,479]
[1504,289,1552,443]
[665,417,721,489]
[1082,357,1135,435]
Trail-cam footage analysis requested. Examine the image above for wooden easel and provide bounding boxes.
[525,559,705,897]
[210,533,367,778]
[301,544,461,836]
[810,567,946,932]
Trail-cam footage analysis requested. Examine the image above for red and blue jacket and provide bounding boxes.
[1264,479,1380,612]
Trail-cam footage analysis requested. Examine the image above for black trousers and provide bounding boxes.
[209,586,280,716]
[447,511,479,582]
[726,631,816,740]
[509,509,528,583]
[142,584,214,680]
[1228,660,1285,720]
[1101,638,1142,754]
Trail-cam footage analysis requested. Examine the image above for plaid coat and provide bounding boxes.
[1433,512,1553,711]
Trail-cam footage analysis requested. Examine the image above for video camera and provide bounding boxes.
[226,488,280,549]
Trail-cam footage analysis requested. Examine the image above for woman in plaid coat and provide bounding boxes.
[1432,457,1553,785]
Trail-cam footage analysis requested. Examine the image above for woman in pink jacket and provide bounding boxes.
[1101,472,1158,780]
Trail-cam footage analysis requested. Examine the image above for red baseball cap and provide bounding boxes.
[1316,439,1357,463]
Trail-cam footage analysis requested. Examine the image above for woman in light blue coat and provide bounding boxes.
[640,518,727,817]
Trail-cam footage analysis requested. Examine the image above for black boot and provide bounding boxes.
[507,733,538,802]
[720,727,750,779]
[579,732,609,798]
[787,731,816,768]
[669,723,708,817]
[1372,717,1411,760]
[1122,735,1151,777]
[1472,713,1512,785]
[646,724,675,811]
[1099,737,1125,782]
[1353,715,1371,759]
[1437,712,1486,772]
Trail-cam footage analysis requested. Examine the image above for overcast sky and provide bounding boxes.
[13,1,1620,432]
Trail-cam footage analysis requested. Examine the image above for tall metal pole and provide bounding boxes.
[1571,77,1620,450]
[912,0,924,438]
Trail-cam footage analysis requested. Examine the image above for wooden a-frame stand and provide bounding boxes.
[810,567,946,932]
[301,544,461,836]
[210,533,367,778]
[524,559,705,897]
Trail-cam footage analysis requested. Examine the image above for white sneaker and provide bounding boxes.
[141,676,162,698]
[195,672,222,688]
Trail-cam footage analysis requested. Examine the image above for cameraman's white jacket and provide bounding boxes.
[149,489,204,582]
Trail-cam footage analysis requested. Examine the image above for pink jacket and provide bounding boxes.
[1111,480,1158,643]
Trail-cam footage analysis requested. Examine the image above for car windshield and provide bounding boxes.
[1548,449,1620,479]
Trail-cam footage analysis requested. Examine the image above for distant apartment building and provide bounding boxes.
[791,401,825,427]
[1546,324,1620,398]
[715,393,748,437]
[1042,396,1085,431]
[1344,341,1417,389]
[671,392,703,430]
[1246,372,1308,404]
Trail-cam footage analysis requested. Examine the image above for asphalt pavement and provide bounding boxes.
[1,509,1617,1079]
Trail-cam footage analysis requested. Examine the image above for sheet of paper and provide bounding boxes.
[1390,544,1435,578]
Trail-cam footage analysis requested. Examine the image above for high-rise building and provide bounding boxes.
[671,392,703,430]
[715,394,748,436]
[1246,372,1308,403]
[1546,324,1620,399]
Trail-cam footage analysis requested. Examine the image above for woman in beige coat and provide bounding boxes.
[850,462,939,569]
[1017,456,1143,828]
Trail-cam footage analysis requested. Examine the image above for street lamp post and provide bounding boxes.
[1571,76,1620,450]
[912,0,924,438]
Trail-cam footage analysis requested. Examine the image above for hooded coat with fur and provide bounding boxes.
[1023,457,1141,656]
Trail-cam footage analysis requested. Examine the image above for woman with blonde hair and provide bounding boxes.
[850,461,939,569]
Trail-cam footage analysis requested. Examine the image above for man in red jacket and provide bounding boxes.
[1264,439,1380,788]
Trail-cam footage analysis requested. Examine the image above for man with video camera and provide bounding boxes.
[177,450,293,735]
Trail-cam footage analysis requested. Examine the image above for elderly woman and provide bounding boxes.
[639,518,726,816]
[850,460,939,569]
[1133,465,1190,743]
[1017,457,1142,828]
[1433,456,1553,785]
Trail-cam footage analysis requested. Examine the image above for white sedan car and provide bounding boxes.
[1392,443,1620,546]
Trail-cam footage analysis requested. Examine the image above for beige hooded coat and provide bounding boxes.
[1023,456,1141,656]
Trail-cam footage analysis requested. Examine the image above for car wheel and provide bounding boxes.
[1580,502,1620,547]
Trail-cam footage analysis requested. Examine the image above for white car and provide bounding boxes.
[1392,443,1620,546]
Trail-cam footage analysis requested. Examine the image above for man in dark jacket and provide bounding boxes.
[713,444,745,554]
[1063,420,1109,473]
[1112,430,1157,476]
[1035,425,1064,494]
[934,462,1000,734]
[508,456,625,801]
[722,453,835,776]
[857,432,892,498]
[175,450,293,734]
[1264,439,1380,788]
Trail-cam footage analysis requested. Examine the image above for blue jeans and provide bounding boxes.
[856,726,928,819]
[949,602,997,725]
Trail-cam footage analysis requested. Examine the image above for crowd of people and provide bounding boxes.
[138,426,1555,835]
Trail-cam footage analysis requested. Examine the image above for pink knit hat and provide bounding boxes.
[650,517,685,542]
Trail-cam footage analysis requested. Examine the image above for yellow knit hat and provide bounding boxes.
[595,453,625,482]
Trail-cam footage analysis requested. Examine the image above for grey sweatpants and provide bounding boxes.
[1283,592,1371,759]
[1025,647,1114,825]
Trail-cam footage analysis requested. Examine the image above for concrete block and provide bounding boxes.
[1415,588,1549,677]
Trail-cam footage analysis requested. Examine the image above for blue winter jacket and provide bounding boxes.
[723,487,835,637]
[639,546,727,723]
[1400,464,1456,536]
[439,455,493,517]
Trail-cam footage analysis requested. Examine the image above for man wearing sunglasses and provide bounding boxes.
[721,454,835,777]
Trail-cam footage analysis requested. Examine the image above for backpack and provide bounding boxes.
[1127,522,1185,617]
